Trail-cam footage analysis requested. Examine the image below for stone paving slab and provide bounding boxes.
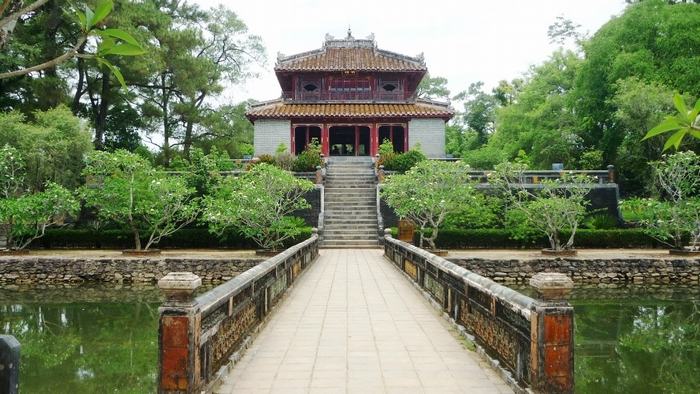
[215,249,512,394]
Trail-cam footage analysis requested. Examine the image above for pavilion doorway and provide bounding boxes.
[329,126,370,156]
[293,125,322,154]
[378,125,406,153]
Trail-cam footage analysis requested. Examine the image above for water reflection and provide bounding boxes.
[0,286,160,393]
[572,287,700,394]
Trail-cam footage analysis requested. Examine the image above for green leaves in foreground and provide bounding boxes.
[643,93,700,151]
[72,0,145,89]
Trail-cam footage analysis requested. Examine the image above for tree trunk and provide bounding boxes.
[71,43,88,114]
[132,227,141,250]
[93,69,110,150]
[161,73,171,166]
[183,120,193,159]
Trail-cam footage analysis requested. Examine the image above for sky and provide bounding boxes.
[193,0,629,104]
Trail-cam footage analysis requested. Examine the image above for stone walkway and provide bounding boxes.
[215,249,512,394]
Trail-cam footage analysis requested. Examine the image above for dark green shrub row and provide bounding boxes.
[32,227,312,250]
[390,228,663,249]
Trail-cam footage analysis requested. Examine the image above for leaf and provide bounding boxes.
[92,0,113,27]
[84,5,95,29]
[102,43,146,56]
[97,58,126,89]
[74,9,87,31]
[643,117,680,140]
[662,129,686,151]
[97,29,140,47]
[673,92,688,118]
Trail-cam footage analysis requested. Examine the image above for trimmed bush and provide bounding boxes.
[33,227,312,250]
[389,228,662,249]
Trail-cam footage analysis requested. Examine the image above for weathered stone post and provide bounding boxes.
[0,335,20,394]
[378,165,385,183]
[529,272,574,394]
[607,165,616,183]
[315,165,323,184]
[158,272,202,394]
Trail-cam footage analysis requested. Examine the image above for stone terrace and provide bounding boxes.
[214,249,511,394]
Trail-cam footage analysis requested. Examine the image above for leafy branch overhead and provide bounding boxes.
[0,0,144,85]
[643,93,700,151]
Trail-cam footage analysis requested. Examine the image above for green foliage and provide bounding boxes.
[382,160,477,249]
[379,147,426,172]
[203,163,314,250]
[443,194,503,229]
[628,152,700,250]
[81,150,200,250]
[578,150,604,170]
[239,143,254,156]
[644,93,700,150]
[416,73,450,101]
[379,139,394,156]
[582,212,620,230]
[0,106,93,191]
[276,143,288,155]
[292,139,322,172]
[492,161,594,250]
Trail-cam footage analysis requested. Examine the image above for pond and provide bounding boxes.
[1,284,699,393]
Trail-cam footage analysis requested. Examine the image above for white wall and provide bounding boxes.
[253,119,291,155]
[408,118,446,158]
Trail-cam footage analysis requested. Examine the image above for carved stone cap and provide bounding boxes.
[530,272,574,301]
[158,272,201,302]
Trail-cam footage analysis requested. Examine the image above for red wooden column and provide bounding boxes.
[370,123,378,156]
[404,122,409,153]
[321,124,330,156]
[354,126,359,156]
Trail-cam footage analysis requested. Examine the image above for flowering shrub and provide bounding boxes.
[382,160,476,249]
[203,163,314,250]
[0,145,79,249]
[492,161,594,251]
[81,150,200,250]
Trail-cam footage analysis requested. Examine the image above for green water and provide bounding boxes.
[1,285,699,393]
[0,286,161,393]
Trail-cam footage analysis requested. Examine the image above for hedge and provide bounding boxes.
[390,228,663,249]
[32,227,313,250]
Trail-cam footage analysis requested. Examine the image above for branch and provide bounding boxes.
[0,0,50,29]
[0,35,87,79]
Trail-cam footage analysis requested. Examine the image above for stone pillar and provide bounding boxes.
[529,273,574,394]
[158,272,202,394]
[378,165,385,183]
[607,165,616,183]
[0,335,19,394]
[315,166,323,185]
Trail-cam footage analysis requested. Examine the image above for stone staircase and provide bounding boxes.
[321,157,380,248]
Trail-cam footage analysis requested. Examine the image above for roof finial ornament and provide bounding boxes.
[347,26,353,39]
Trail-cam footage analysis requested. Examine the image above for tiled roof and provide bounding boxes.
[246,100,454,120]
[275,34,426,72]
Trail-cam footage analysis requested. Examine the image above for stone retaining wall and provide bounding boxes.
[448,257,700,284]
[0,257,263,285]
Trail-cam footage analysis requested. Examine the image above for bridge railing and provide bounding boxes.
[156,231,320,393]
[384,233,574,393]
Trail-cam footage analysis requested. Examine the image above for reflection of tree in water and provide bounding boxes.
[1,289,159,393]
[574,293,700,394]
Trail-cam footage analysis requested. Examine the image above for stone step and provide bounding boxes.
[325,184,376,188]
[324,229,375,236]
[325,201,375,206]
[325,188,376,193]
[323,234,378,241]
[320,241,380,248]
[324,219,377,224]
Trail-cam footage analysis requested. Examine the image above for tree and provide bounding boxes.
[643,93,700,150]
[382,160,476,249]
[416,73,450,101]
[81,150,200,250]
[454,82,498,145]
[0,106,93,191]
[629,152,700,250]
[492,161,594,251]
[0,0,143,81]
[203,163,313,251]
[0,145,79,250]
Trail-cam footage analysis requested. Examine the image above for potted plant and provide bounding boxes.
[382,160,476,256]
[203,163,314,255]
[81,150,200,256]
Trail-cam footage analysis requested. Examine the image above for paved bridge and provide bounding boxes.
[156,234,574,394]
[214,249,511,393]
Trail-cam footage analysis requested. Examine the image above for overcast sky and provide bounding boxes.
[193,0,628,103]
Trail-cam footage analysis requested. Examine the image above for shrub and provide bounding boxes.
[257,154,275,165]
[203,163,314,250]
[582,212,619,230]
[492,161,594,251]
[81,150,200,251]
[293,139,322,172]
[379,148,426,172]
[382,160,476,249]
[443,194,504,229]
[275,152,296,171]
[390,227,661,249]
